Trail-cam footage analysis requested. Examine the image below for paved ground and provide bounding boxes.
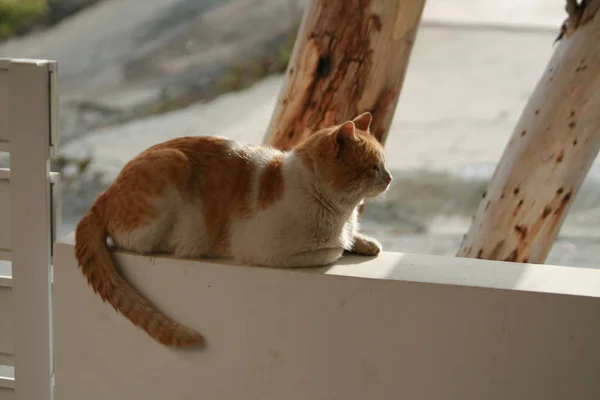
[422,0,564,29]
[59,24,559,173]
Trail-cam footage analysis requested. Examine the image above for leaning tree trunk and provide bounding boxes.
[263,0,426,149]
[458,0,600,263]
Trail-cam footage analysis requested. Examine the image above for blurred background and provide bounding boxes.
[1,0,599,267]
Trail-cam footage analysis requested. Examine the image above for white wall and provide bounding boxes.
[54,235,600,400]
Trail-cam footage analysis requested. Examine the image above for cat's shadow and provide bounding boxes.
[307,253,379,274]
[110,239,377,273]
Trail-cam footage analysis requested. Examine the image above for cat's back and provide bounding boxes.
[143,135,233,163]
[147,135,279,168]
[101,135,279,213]
[119,135,272,182]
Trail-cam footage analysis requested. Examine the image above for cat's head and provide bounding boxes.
[295,112,393,201]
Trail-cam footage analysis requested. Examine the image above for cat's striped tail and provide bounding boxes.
[74,208,204,348]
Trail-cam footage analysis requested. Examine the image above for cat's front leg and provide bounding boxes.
[350,232,382,256]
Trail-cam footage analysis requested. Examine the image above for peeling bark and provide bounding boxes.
[263,0,425,149]
[556,0,600,41]
[458,0,600,264]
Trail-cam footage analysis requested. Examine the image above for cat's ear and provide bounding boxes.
[352,112,372,132]
[335,121,356,149]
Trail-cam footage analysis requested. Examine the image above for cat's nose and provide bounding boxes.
[384,170,392,184]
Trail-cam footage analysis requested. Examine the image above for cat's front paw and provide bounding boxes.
[352,235,382,256]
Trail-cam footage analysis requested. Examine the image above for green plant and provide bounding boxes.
[0,0,47,39]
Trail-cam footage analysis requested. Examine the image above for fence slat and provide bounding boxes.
[0,171,8,259]
[48,63,59,156]
[0,376,15,400]
[0,387,15,400]
[0,169,60,366]
[0,170,60,261]
[0,277,13,366]
[50,173,61,257]
[0,62,7,152]
[9,60,54,400]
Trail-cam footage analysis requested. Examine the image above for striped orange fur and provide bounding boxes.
[258,154,285,210]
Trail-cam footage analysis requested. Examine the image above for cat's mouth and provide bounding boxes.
[365,182,391,199]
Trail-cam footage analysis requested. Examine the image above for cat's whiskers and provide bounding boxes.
[377,190,388,201]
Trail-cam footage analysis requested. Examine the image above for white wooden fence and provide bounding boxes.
[2,57,600,400]
[0,59,61,400]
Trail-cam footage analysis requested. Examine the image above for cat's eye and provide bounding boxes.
[371,165,379,171]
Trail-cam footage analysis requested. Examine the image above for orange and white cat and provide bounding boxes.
[75,112,392,348]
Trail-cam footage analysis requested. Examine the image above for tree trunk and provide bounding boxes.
[263,0,425,149]
[457,1,600,263]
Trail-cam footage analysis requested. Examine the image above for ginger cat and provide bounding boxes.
[74,112,392,348]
